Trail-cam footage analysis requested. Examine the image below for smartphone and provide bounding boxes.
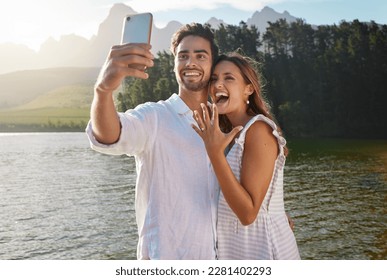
[121,13,153,44]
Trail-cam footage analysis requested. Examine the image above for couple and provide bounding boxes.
[86,22,300,260]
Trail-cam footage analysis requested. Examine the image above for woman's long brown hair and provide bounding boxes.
[213,52,288,156]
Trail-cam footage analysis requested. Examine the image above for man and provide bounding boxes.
[86,23,219,259]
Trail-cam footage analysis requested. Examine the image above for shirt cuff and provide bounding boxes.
[85,118,125,155]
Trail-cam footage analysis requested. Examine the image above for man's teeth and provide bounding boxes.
[184,72,200,76]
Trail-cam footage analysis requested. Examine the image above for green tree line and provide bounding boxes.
[118,19,387,138]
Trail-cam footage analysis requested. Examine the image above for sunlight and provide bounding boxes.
[0,0,105,51]
[0,0,385,51]
[0,1,49,50]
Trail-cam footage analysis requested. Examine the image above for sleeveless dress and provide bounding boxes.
[216,114,300,260]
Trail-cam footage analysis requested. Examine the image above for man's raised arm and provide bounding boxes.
[90,43,154,144]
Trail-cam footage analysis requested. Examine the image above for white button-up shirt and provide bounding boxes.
[86,94,219,259]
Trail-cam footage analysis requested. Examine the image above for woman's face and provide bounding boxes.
[210,60,251,115]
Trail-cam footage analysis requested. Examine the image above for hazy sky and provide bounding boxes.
[1,0,385,51]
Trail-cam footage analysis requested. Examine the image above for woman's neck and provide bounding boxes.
[227,112,253,129]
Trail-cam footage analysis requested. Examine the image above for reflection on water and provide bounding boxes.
[0,134,386,259]
[285,139,387,259]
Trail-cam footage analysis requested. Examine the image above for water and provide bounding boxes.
[0,133,137,260]
[285,139,387,259]
[0,133,386,260]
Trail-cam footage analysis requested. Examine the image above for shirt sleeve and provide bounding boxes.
[85,103,158,156]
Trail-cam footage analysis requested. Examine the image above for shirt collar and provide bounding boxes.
[169,93,192,115]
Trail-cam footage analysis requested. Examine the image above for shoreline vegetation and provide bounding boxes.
[0,123,87,132]
[0,107,89,132]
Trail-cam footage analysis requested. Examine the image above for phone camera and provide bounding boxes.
[127,17,131,21]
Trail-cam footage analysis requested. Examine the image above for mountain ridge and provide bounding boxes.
[0,4,299,74]
[0,4,300,114]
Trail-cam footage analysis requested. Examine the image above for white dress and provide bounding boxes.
[216,114,300,260]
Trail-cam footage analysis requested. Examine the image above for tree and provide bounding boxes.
[116,20,387,138]
[214,22,261,57]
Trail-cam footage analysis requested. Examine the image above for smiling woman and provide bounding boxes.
[192,52,299,260]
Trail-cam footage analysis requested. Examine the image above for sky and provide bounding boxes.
[0,0,386,51]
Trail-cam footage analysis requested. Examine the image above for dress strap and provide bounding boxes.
[235,114,286,157]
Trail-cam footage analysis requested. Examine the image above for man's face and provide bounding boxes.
[174,35,213,92]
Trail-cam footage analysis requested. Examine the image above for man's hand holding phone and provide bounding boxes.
[95,43,154,95]
[95,13,154,95]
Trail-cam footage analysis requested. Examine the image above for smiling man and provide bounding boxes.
[86,23,220,259]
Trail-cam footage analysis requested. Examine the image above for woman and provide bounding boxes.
[192,52,300,259]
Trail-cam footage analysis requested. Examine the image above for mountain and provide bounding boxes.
[151,20,183,54]
[0,4,300,130]
[206,17,227,28]
[78,3,138,67]
[0,43,39,74]
[39,34,91,68]
[247,6,298,30]
[0,4,300,75]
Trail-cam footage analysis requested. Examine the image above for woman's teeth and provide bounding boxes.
[215,92,229,103]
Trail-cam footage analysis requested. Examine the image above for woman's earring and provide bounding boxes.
[246,100,250,105]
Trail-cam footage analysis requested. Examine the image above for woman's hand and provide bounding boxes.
[192,103,242,158]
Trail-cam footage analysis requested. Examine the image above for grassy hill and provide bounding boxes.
[14,85,93,110]
[0,67,99,132]
[0,67,99,108]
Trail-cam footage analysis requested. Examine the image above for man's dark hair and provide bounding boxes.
[170,22,219,62]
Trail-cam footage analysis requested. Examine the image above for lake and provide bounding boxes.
[0,133,386,260]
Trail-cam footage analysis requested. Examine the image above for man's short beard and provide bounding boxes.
[183,80,208,91]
